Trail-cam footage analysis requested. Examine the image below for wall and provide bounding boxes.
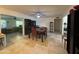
[36,17,54,32]
[62,15,67,35]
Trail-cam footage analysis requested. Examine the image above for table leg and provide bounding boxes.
[28,34,30,38]
[36,36,37,41]
[3,35,7,47]
[41,34,43,42]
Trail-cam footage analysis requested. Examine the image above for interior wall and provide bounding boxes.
[36,17,54,32]
[62,15,67,35]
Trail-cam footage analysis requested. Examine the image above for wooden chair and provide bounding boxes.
[44,27,47,39]
[31,26,37,40]
[41,27,47,39]
[0,38,3,46]
[62,33,67,49]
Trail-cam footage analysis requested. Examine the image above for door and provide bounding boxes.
[50,22,54,32]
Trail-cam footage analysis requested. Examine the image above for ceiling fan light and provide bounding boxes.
[37,15,40,18]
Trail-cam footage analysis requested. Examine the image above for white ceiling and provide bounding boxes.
[0,5,72,18]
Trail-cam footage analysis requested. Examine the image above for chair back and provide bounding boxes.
[32,26,37,35]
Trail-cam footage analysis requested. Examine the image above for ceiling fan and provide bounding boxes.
[28,11,49,18]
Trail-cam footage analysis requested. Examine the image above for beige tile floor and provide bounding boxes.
[0,32,67,54]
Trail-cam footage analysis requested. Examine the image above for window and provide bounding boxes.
[16,21,23,27]
[0,20,7,28]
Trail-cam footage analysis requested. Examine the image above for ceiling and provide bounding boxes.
[0,5,72,18]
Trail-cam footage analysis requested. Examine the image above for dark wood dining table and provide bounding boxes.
[36,27,47,42]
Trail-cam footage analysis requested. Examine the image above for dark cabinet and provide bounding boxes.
[67,9,79,54]
[24,19,31,35]
[24,19,36,37]
[31,21,36,27]
[67,15,71,53]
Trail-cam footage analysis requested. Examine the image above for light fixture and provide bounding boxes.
[36,12,41,18]
[37,15,40,18]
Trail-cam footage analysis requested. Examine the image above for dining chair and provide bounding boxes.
[38,27,47,42]
[45,27,47,39]
[0,38,3,46]
[62,33,67,49]
[31,26,37,40]
[42,27,47,39]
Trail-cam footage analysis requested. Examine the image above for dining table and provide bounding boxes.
[36,27,47,42]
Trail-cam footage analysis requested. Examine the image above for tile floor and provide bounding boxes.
[0,32,67,54]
